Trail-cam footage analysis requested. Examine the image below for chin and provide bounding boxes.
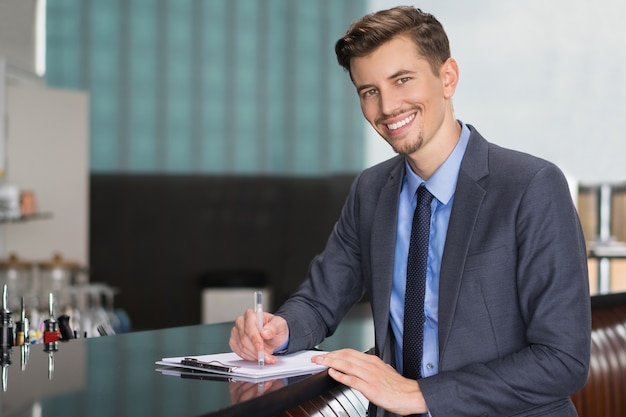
[388,138,422,156]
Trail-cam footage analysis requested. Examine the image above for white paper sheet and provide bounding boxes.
[156,350,328,380]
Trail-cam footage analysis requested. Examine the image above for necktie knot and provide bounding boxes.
[417,184,434,207]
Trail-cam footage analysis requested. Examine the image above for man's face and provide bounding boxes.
[350,35,451,156]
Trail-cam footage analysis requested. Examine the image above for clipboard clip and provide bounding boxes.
[181,357,241,373]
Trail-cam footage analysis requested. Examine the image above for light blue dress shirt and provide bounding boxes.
[389,121,470,379]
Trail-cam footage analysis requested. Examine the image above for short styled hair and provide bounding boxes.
[335,6,451,76]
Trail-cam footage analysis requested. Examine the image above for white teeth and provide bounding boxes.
[387,114,415,130]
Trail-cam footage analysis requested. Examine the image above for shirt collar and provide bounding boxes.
[403,120,471,204]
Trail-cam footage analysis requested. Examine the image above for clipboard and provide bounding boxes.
[155,350,328,380]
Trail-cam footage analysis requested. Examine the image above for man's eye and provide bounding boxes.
[362,89,377,98]
[397,77,411,84]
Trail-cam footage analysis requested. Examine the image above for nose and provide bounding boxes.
[379,88,402,117]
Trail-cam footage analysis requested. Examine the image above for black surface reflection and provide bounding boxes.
[0,306,374,417]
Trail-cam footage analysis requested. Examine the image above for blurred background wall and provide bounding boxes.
[45,0,366,175]
[369,0,626,184]
[4,0,626,180]
[3,0,626,330]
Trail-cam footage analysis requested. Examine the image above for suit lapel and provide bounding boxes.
[370,161,404,358]
[366,128,491,363]
[438,128,489,359]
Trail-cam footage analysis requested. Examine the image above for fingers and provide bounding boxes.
[229,309,262,361]
[312,349,373,381]
[313,349,393,396]
[312,349,427,416]
[260,314,289,348]
[228,310,289,365]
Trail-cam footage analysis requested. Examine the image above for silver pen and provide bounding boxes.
[255,291,264,368]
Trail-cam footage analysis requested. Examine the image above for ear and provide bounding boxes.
[440,58,459,98]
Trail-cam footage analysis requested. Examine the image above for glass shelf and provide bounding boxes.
[0,212,53,224]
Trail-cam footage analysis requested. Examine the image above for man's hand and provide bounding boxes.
[312,348,427,416]
[229,309,289,365]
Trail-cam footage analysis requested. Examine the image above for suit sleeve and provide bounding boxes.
[420,163,591,416]
[274,174,366,353]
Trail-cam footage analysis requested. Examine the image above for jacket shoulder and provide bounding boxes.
[354,155,404,191]
[465,125,563,181]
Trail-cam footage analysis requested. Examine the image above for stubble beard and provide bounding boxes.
[388,130,424,156]
[380,108,424,156]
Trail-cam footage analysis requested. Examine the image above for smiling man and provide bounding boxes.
[351,33,460,182]
[230,6,591,417]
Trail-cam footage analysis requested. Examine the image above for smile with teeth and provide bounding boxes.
[386,113,415,131]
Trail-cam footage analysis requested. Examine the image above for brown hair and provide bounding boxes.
[335,6,450,76]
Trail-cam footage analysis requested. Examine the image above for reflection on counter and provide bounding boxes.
[0,284,61,390]
[0,303,374,417]
[156,366,304,406]
[0,283,86,397]
[0,332,86,416]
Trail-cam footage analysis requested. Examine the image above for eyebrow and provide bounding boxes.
[355,69,416,94]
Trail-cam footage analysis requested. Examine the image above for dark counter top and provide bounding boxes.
[0,303,374,417]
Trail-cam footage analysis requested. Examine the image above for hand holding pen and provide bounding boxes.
[228,293,289,365]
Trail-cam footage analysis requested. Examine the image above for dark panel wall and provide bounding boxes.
[90,174,355,330]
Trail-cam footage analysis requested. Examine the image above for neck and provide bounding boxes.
[406,118,461,180]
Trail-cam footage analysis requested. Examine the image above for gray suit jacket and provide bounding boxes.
[276,126,591,417]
